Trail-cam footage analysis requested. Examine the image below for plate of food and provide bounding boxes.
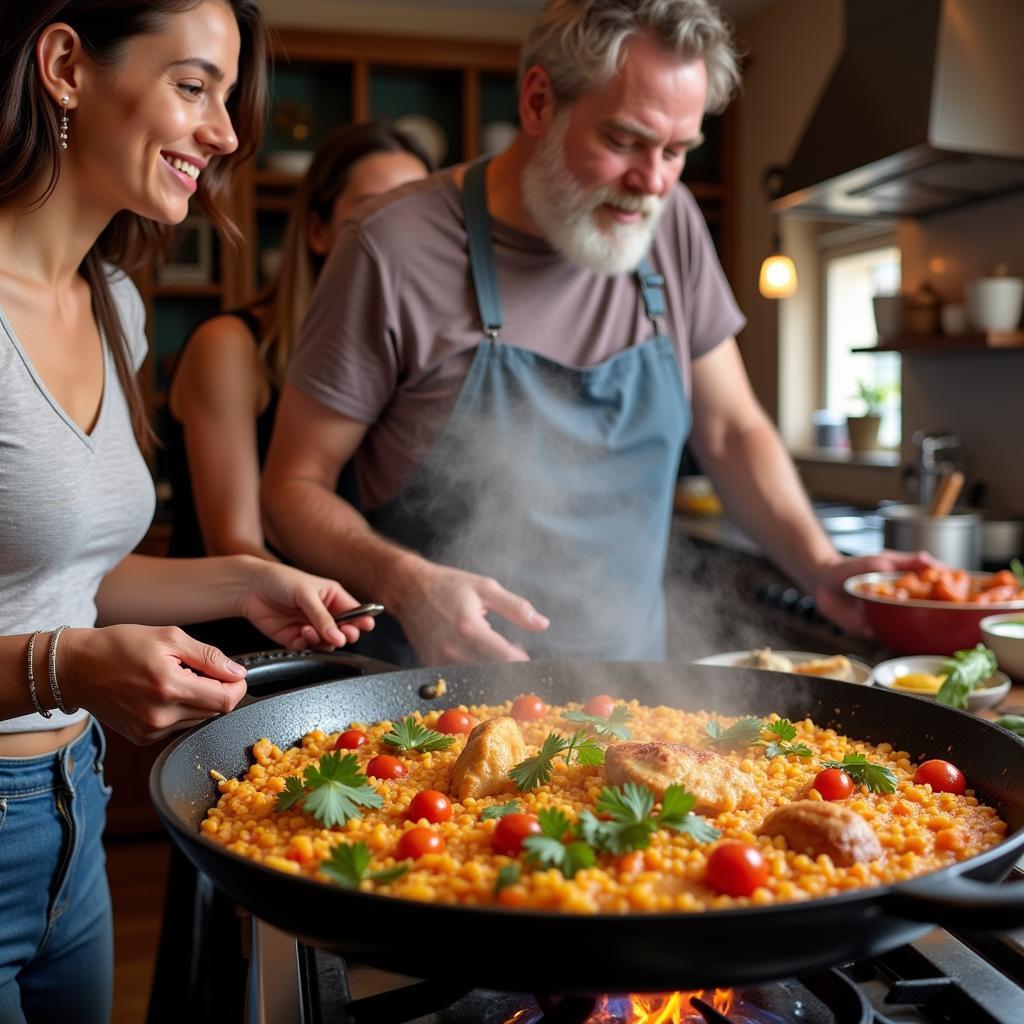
[872,646,1011,712]
[693,648,873,684]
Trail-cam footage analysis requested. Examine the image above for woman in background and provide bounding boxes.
[0,4,373,1021]
[167,122,431,565]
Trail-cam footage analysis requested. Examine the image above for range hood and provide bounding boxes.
[774,0,1024,219]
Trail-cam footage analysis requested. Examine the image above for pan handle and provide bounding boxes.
[234,648,401,675]
[883,871,1024,930]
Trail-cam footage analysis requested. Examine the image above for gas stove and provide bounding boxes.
[246,891,1024,1024]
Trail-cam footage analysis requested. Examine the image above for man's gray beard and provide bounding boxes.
[521,113,665,276]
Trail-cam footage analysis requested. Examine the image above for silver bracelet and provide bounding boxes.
[47,625,78,715]
[27,630,52,719]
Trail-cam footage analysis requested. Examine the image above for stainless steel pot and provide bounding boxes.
[880,504,981,569]
[980,512,1024,566]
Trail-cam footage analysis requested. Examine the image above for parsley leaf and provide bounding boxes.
[381,716,456,753]
[936,645,999,710]
[320,841,408,888]
[1011,558,1024,588]
[563,729,606,767]
[762,719,813,759]
[562,705,634,740]
[493,864,520,895]
[706,716,765,748]
[579,783,720,854]
[820,752,898,794]
[522,807,595,879]
[508,730,604,792]
[481,801,522,821]
[509,733,570,791]
[995,714,1024,737]
[274,751,383,828]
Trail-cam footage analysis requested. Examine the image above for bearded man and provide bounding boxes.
[263,0,928,665]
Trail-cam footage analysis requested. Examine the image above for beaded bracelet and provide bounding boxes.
[47,624,79,715]
[27,630,53,719]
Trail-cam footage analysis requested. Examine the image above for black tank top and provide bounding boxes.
[165,308,277,558]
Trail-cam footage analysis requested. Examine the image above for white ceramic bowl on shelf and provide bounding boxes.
[264,150,315,176]
[966,276,1024,332]
[871,654,1011,711]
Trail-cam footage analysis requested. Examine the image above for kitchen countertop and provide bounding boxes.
[673,501,885,559]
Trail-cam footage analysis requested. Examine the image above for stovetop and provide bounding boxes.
[246,914,1024,1024]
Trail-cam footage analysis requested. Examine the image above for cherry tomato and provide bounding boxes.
[407,790,453,824]
[491,813,542,857]
[705,842,769,897]
[583,694,616,718]
[913,759,966,795]
[397,826,445,860]
[436,709,475,735]
[511,694,547,721]
[812,767,854,801]
[366,754,407,780]
[334,729,368,750]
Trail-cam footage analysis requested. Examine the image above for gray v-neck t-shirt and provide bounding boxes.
[0,268,155,733]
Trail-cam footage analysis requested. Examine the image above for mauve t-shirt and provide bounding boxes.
[288,167,746,511]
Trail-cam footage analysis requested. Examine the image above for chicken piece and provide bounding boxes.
[449,716,526,801]
[792,655,855,682]
[603,742,758,815]
[736,648,794,672]
[759,800,882,866]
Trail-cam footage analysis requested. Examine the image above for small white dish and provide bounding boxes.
[871,654,1011,711]
[693,650,873,685]
[265,149,314,176]
[980,613,1024,681]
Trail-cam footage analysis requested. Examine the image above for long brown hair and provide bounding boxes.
[255,122,432,388]
[0,0,268,452]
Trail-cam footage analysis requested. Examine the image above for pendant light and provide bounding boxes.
[758,166,797,299]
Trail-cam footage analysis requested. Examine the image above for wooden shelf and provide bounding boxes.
[254,170,303,188]
[852,330,1024,353]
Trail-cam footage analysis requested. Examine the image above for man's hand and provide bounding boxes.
[394,563,550,664]
[812,550,940,636]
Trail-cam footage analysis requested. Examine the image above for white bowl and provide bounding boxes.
[871,654,1011,711]
[693,650,873,685]
[265,149,314,176]
[966,277,1024,333]
[980,613,1024,681]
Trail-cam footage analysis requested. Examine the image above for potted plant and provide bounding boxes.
[846,381,890,452]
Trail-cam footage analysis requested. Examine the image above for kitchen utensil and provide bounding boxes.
[981,613,1024,681]
[929,470,964,517]
[152,652,1024,993]
[880,503,980,569]
[871,654,1011,711]
[843,570,1024,654]
[901,431,962,508]
[333,602,384,625]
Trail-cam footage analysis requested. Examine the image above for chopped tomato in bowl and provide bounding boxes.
[844,569,1024,655]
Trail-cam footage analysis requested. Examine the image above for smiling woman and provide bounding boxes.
[0,4,373,1023]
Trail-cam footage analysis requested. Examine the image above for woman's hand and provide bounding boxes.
[59,625,249,744]
[237,560,377,650]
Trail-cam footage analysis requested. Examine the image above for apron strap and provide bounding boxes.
[635,258,668,335]
[462,159,503,339]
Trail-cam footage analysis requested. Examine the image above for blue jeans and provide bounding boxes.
[0,721,113,1024]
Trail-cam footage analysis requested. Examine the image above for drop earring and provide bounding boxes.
[59,95,70,150]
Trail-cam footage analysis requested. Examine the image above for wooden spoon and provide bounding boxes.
[930,470,964,517]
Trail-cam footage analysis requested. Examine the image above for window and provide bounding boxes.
[823,244,901,448]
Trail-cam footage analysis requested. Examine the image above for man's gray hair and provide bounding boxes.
[520,0,741,114]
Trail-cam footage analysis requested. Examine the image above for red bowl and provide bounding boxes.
[843,571,1024,655]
